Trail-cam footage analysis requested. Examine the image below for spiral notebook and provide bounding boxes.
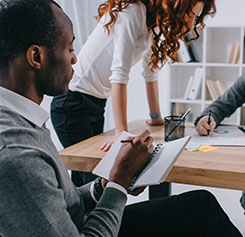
[93,131,191,191]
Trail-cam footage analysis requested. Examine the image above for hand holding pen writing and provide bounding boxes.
[109,130,153,191]
[195,113,216,136]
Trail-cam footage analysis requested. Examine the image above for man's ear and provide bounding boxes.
[26,45,44,69]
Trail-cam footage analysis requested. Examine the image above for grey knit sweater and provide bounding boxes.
[0,106,127,237]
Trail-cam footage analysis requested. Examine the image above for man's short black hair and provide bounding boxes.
[0,0,62,69]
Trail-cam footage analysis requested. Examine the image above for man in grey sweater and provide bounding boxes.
[195,73,245,211]
[0,0,242,236]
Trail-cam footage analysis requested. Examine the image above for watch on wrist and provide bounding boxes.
[94,177,104,199]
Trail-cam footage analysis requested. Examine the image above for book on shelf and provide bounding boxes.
[184,75,194,99]
[93,131,191,191]
[214,80,226,95]
[186,67,203,100]
[206,78,217,100]
[171,103,186,116]
[171,102,177,116]
[228,42,240,64]
[185,34,200,62]
[206,79,226,100]
[187,43,198,62]
[206,78,218,100]
[177,37,199,63]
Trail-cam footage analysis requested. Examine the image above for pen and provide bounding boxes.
[121,136,151,144]
[238,126,245,134]
[121,139,133,143]
[165,107,191,142]
[207,110,211,136]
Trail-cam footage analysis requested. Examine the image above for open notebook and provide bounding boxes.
[93,131,191,191]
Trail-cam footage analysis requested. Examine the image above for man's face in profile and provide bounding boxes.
[37,3,77,97]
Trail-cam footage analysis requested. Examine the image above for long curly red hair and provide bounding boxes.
[96,0,216,71]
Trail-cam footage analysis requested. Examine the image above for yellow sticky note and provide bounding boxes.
[198,145,208,151]
[185,142,202,152]
[199,144,218,152]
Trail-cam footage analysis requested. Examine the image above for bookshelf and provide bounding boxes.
[169,25,245,125]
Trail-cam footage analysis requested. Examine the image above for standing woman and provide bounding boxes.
[51,0,216,186]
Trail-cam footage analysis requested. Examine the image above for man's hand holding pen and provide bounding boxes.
[195,115,216,136]
[109,130,153,191]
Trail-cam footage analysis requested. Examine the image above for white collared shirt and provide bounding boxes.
[0,86,48,127]
[90,181,128,202]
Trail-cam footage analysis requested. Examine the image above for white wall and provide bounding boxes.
[41,0,245,234]
[206,0,245,26]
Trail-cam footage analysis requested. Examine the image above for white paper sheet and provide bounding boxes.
[186,125,245,146]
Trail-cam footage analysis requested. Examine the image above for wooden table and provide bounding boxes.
[59,120,245,191]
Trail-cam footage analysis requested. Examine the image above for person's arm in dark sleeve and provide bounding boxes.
[195,74,245,126]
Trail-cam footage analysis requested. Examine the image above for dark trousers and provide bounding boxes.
[51,90,107,186]
[119,190,242,236]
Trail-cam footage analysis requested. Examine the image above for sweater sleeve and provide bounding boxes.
[0,147,127,237]
[195,74,245,126]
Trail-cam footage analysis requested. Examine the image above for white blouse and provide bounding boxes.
[69,1,158,99]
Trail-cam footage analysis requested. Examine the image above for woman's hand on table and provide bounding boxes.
[100,131,122,152]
